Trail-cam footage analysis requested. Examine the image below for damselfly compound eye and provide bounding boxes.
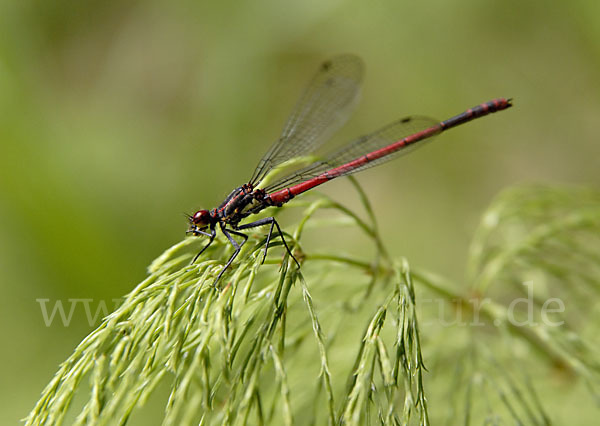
[192,210,210,226]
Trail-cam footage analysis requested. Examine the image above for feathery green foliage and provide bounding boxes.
[413,185,600,424]
[26,183,600,425]
[26,179,428,425]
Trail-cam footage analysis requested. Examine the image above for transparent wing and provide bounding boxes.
[263,116,441,193]
[249,54,364,186]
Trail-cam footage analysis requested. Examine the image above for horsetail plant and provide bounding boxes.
[26,182,600,425]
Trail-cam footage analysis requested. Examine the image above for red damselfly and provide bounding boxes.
[187,54,512,283]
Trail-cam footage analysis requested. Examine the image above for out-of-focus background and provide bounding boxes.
[1,0,599,423]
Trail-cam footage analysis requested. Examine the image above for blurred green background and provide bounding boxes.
[1,0,599,423]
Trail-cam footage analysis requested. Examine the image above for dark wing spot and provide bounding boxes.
[321,60,332,71]
[401,117,412,123]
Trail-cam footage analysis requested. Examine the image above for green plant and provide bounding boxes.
[26,182,600,425]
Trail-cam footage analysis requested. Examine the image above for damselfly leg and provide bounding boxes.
[189,217,298,286]
[188,226,216,264]
[235,217,300,267]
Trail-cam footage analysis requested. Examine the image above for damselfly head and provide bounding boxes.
[191,210,210,227]
[186,209,211,235]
